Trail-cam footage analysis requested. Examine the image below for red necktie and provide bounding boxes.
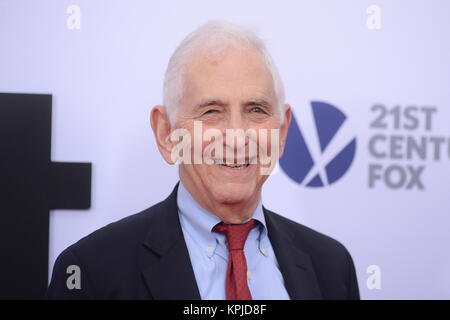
[212,219,258,300]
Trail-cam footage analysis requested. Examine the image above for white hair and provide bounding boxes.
[162,20,286,125]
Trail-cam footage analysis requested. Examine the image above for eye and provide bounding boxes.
[204,109,218,115]
[250,106,264,113]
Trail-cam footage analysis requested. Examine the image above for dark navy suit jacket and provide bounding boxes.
[46,182,360,299]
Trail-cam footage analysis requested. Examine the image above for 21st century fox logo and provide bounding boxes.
[280,101,450,190]
[367,104,449,190]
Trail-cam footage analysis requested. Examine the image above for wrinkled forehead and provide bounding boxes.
[185,42,270,74]
[181,46,276,100]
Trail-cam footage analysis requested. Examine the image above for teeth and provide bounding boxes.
[224,164,248,169]
[212,159,251,169]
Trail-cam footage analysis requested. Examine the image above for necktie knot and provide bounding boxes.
[213,219,258,250]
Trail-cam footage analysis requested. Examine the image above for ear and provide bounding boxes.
[150,105,175,164]
[279,104,292,158]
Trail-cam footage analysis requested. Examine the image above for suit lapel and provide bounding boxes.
[138,183,201,299]
[264,207,322,300]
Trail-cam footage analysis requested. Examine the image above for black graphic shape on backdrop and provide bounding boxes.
[0,93,92,299]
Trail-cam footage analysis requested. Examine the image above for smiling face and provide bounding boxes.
[170,47,290,221]
[151,45,291,222]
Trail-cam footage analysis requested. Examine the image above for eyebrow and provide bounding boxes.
[195,98,227,110]
[195,98,273,110]
[245,98,272,108]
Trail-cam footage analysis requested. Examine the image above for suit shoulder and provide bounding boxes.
[265,208,350,257]
[60,198,170,265]
[264,208,360,299]
[47,199,169,299]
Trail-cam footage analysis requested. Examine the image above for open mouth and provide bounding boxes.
[211,158,255,170]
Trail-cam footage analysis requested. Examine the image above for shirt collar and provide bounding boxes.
[177,180,268,244]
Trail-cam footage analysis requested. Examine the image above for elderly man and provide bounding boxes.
[46,21,359,300]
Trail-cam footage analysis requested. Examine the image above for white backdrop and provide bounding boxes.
[1,0,449,299]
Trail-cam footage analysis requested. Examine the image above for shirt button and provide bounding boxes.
[247,271,252,280]
[261,247,268,255]
[206,246,213,254]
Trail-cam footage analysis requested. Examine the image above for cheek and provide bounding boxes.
[256,126,280,154]
[202,127,225,157]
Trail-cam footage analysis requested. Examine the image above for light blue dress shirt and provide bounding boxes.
[177,181,290,300]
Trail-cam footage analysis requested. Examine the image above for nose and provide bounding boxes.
[226,107,247,131]
[221,107,251,162]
